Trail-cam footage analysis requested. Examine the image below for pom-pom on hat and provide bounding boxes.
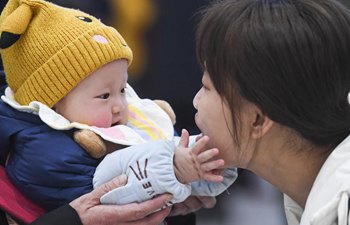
[0,0,133,107]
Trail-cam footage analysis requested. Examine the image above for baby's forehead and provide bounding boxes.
[82,60,128,85]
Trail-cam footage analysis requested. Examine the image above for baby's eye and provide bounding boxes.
[98,93,110,99]
[121,87,127,94]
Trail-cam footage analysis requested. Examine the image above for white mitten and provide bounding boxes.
[190,168,238,196]
[93,140,191,205]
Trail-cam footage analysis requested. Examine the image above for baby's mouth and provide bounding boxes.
[111,121,120,127]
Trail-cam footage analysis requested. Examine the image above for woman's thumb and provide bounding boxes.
[94,174,128,197]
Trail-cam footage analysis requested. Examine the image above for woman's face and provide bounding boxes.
[193,72,235,167]
[193,71,255,168]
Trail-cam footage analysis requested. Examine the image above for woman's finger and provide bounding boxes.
[113,194,172,221]
[92,174,128,199]
[141,207,171,225]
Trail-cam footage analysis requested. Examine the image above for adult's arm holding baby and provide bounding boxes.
[31,175,171,225]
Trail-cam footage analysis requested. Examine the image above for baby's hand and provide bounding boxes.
[173,129,224,184]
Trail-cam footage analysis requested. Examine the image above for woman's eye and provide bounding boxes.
[98,93,110,99]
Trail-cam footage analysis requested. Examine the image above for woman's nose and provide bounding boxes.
[193,90,201,109]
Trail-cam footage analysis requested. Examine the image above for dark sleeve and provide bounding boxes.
[30,204,83,225]
[0,209,9,225]
[165,213,196,225]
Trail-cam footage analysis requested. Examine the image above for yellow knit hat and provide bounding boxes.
[0,0,133,107]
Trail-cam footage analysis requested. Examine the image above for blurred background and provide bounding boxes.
[1,0,349,224]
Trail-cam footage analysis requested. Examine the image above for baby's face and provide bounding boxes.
[55,59,129,127]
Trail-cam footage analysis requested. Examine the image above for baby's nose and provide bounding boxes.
[112,106,120,114]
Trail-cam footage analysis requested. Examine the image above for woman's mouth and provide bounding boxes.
[194,113,199,123]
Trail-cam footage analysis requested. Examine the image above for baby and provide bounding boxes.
[0,0,237,210]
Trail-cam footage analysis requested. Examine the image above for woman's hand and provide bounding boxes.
[70,174,172,225]
[169,195,216,216]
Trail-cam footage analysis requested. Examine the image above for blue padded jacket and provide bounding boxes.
[0,72,100,210]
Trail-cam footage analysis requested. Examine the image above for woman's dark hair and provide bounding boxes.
[196,0,350,148]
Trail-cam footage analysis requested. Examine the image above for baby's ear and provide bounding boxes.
[0,3,33,49]
[0,32,20,49]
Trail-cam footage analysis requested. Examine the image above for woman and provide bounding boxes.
[193,0,350,224]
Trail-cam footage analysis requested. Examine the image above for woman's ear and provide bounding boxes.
[250,106,274,139]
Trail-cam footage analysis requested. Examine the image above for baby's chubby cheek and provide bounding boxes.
[90,116,111,128]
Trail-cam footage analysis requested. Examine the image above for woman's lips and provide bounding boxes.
[194,112,199,123]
